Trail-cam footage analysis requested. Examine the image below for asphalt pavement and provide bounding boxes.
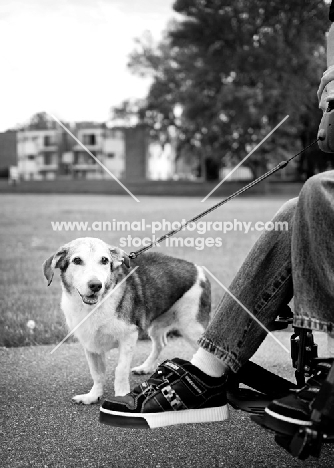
[1,332,334,468]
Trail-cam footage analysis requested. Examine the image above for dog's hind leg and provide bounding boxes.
[173,266,211,349]
[72,350,106,405]
[132,320,170,375]
[179,321,206,349]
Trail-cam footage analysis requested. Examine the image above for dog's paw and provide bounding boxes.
[114,385,130,396]
[131,364,154,375]
[72,393,102,405]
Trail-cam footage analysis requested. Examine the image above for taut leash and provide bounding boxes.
[129,138,321,260]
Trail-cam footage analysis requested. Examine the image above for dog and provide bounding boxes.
[43,237,211,404]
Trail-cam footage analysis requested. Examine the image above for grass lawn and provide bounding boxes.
[0,193,294,347]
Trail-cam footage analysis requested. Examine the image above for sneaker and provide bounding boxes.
[262,361,332,436]
[100,358,229,429]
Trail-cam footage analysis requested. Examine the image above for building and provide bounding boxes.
[0,130,18,177]
[17,128,59,180]
[124,124,149,181]
[0,121,307,182]
[1,122,203,182]
[15,124,127,181]
[72,124,125,179]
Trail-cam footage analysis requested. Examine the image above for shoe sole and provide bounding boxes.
[100,404,230,429]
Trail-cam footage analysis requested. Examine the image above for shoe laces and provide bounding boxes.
[134,363,171,397]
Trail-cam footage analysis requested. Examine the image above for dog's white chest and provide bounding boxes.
[61,294,128,353]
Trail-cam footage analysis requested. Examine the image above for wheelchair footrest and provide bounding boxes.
[227,361,297,414]
[252,414,334,460]
[227,388,273,415]
[229,360,297,397]
[251,414,334,443]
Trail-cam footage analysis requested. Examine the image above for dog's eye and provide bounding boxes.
[101,257,109,265]
[72,257,82,265]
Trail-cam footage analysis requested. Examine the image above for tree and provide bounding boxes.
[122,0,329,180]
[110,98,147,127]
[23,112,57,130]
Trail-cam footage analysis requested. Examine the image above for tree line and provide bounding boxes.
[112,0,334,180]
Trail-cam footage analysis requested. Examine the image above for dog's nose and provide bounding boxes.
[88,280,102,293]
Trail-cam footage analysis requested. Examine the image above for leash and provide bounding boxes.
[128,137,322,260]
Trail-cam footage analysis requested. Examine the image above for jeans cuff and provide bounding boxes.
[293,315,334,333]
[198,336,242,373]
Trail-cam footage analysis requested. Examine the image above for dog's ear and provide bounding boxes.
[109,246,131,269]
[43,245,69,286]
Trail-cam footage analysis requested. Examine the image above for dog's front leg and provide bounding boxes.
[114,330,138,396]
[72,350,106,405]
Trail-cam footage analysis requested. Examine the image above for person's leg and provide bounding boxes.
[100,197,299,429]
[263,172,334,432]
[193,196,297,375]
[292,172,334,332]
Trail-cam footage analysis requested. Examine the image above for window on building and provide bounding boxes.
[107,152,115,159]
[44,153,57,165]
[76,152,96,165]
[77,153,86,165]
[83,134,96,145]
[44,135,53,146]
[89,151,97,164]
[27,155,35,160]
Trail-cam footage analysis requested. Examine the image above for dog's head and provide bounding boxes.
[43,237,130,306]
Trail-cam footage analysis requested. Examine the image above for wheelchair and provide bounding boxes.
[226,304,334,460]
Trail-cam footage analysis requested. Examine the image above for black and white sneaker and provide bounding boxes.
[262,361,333,436]
[100,358,229,429]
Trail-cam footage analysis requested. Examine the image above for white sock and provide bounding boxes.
[191,347,229,378]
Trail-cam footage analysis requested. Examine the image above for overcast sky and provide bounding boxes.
[0,0,176,131]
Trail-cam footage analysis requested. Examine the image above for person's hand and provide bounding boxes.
[319,86,329,111]
[318,65,334,109]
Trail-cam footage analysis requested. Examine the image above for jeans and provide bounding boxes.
[198,172,334,373]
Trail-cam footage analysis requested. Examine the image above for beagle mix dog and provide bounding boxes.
[43,237,211,404]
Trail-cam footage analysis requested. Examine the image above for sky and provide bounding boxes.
[0,0,177,131]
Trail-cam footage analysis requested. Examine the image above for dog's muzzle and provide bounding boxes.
[77,290,100,305]
[77,279,103,305]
